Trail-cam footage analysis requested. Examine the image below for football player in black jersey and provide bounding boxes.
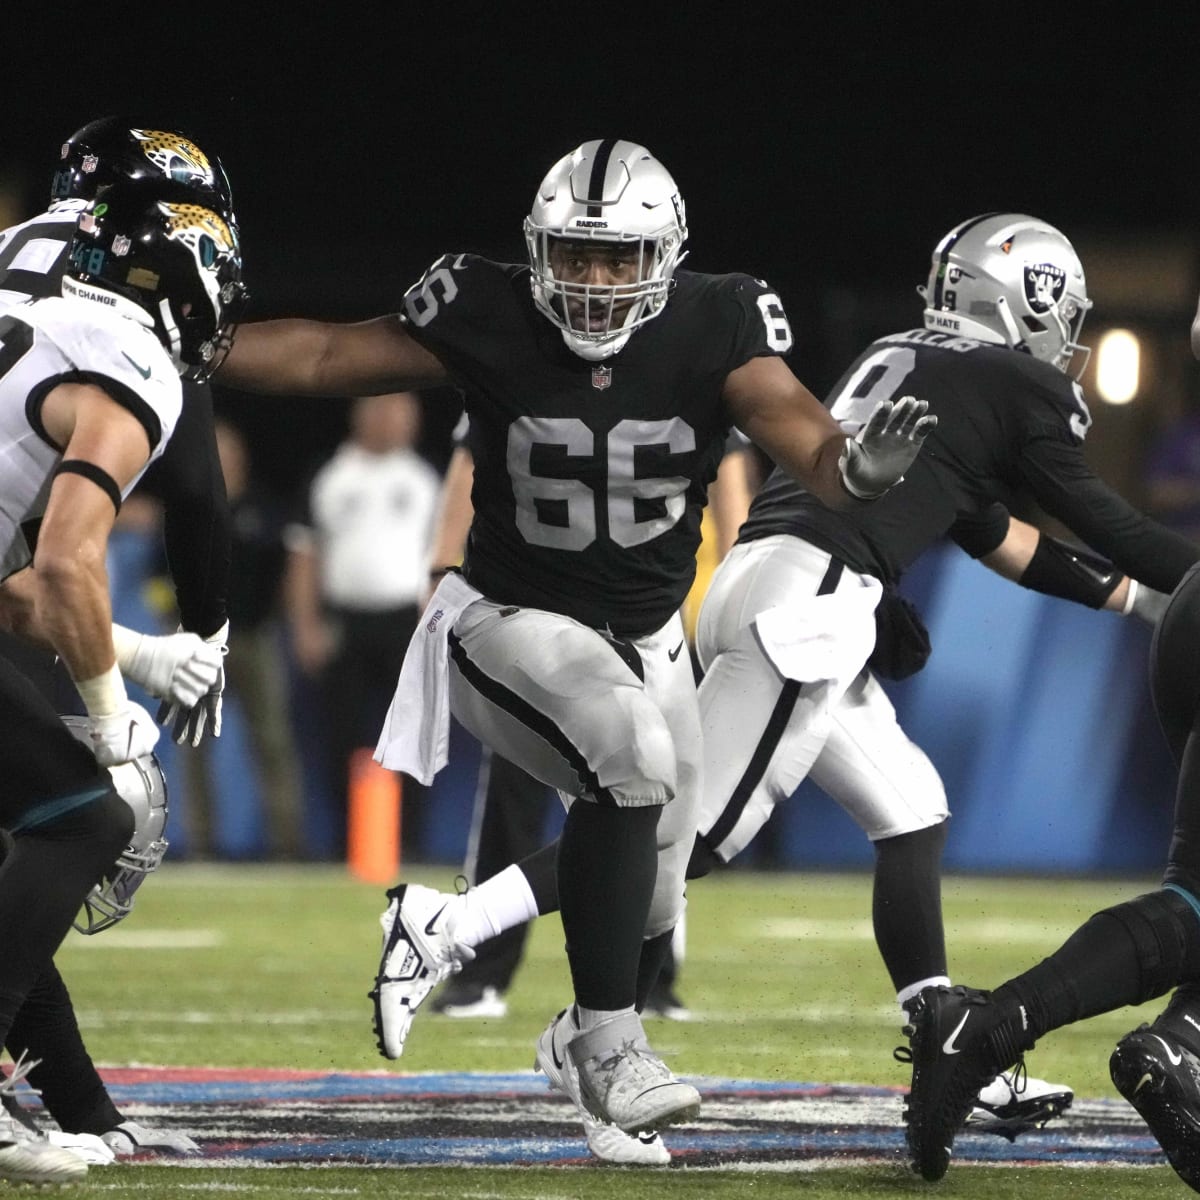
[0,177,244,1182]
[0,116,237,744]
[218,138,934,1160]
[903,415,1200,1188]
[682,213,1197,1160]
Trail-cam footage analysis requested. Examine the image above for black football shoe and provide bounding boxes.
[1111,1024,1200,1192]
[898,985,1008,1181]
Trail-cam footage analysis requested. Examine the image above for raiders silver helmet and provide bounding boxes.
[918,213,1093,376]
[61,715,170,935]
[524,138,688,361]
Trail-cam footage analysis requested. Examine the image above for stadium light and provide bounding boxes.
[1094,328,1140,405]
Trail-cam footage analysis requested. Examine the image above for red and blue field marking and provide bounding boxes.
[16,1067,1167,1170]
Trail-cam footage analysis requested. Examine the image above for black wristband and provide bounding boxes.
[1019,533,1121,609]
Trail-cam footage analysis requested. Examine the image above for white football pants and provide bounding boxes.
[447,598,700,938]
[695,535,948,862]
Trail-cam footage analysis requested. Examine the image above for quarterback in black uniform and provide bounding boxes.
[218,138,933,1159]
[688,213,1197,1149]
[903,308,1200,1194]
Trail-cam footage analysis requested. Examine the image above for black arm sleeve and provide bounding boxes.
[1020,433,1200,593]
[135,381,231,637]
[949,502,1010,559]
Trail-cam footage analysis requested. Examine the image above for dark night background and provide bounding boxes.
[5,4,1199,493]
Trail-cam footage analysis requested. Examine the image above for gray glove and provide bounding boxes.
[1128,579,1171,627]
[838,395,937,500]
[100,1120,200,1157]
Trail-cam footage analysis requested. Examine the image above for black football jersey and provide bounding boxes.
[740,328,1199,592]
[402,255,794,636]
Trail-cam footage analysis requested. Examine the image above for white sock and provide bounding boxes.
[896,974,952,1021]
[452,864,539,948]
[574,1004,636,1032]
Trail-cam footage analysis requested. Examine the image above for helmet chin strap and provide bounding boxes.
[994,295,1029,354]
[157,298,185,372]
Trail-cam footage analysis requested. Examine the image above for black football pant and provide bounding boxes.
[5,960,121,1134]
[0,654,133,1047]
[1153,561,1200,898]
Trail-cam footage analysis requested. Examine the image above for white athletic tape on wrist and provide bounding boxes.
[75,661,128,718]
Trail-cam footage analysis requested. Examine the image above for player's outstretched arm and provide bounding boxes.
[982,514,1168,624]
[219,314,450,396]
[722,356,851,508]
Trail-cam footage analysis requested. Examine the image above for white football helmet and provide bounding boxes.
[61,715,170,935]
[918,212,1093,376]
[524,138,688,360]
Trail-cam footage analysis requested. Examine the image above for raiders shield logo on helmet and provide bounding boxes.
[1024,262,1066,313]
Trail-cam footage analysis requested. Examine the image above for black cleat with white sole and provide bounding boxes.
[899,985,1008,1181]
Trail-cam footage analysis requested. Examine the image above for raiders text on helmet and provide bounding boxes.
[918,213,1093,376]
[62,177,247,382]
[51,115,234,220]
[60,715,170,935]
[524,138,688,361]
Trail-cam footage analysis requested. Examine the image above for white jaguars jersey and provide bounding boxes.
[0,294,181,579]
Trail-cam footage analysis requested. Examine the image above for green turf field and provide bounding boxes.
[51,863,1191,1197]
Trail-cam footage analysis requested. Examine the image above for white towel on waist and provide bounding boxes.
[752,577,882,690]
[374,572,483,783]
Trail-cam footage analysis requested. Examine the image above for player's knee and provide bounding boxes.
[1101,888,1200,1001]
[31,785,134,860]
[596,693,677,805]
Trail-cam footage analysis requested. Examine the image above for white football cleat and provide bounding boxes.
[967,1067,1074,1140]
[535,1007,671,1165]
[369,882,475,1058]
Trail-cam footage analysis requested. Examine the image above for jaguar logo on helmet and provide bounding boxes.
[1024,262,1066,313]
[131,128,216,189]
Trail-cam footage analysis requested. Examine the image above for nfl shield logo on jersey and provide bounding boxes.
[591,364,612,390]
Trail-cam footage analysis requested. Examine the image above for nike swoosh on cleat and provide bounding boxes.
[424,904,448,937]
[1134,1072,1154,1095]
[1152,1035,1183,1066]
[668,641,684,662]
[942,1011,971,1055]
